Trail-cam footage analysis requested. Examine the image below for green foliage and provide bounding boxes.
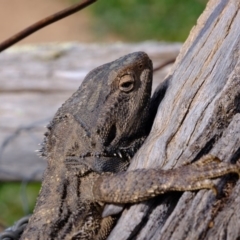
[90,0,207,42]
[0,182,40,226]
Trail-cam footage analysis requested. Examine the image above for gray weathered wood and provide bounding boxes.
[108,0,240,239]
[0,42,180,181]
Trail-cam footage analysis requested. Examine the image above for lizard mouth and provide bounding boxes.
[66,148,133,164]
[66,150,132,173]
[90,150,133,160]
[104,150,132,160]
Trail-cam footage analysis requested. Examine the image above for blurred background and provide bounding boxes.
[0,0,207,229]
[0,0,207,44]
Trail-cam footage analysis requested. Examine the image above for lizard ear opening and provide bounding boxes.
[119,75,134,92]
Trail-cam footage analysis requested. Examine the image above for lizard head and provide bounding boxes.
[96,52,152,149]
[43,52,153,173]
[86,51,153,172]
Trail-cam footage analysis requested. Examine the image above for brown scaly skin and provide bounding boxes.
[20,52,240,240]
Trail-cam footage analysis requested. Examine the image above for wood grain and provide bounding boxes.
[108,0,240,239]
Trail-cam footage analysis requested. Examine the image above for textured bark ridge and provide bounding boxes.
[108,0,240,239]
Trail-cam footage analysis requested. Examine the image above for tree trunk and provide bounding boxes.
[108,0,240,239]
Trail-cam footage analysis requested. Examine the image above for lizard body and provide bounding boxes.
[20,52,240,240]
[21,52,153,240]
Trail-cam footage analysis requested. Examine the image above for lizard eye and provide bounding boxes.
[119,75,134,92]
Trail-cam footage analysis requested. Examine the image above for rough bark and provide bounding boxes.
[108,0,240,239]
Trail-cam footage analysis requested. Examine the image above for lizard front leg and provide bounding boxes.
[81,155,239,204]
